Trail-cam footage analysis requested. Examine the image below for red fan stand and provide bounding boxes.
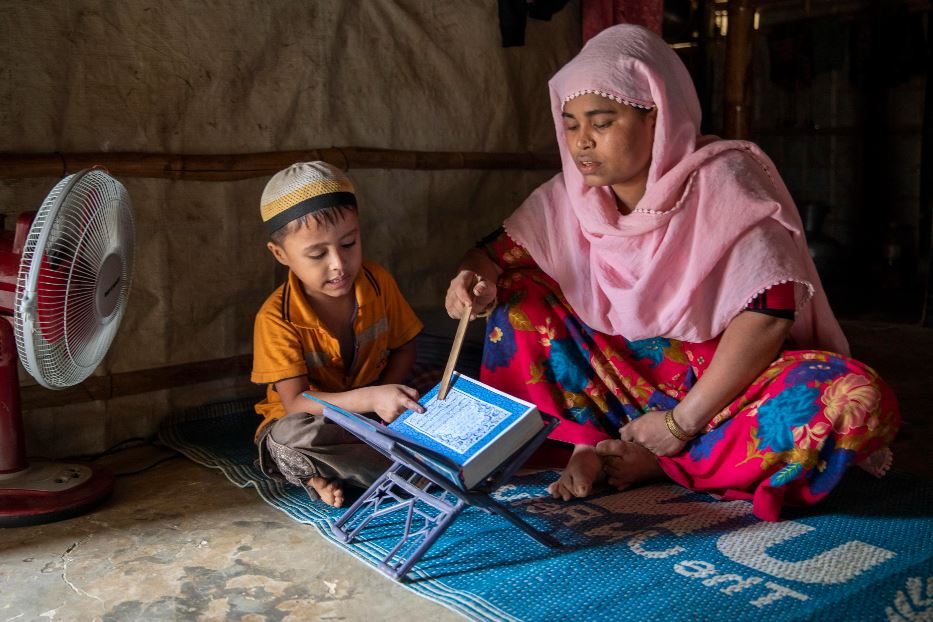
[0,213,114,527]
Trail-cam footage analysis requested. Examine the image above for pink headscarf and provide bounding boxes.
[503,24,848,354]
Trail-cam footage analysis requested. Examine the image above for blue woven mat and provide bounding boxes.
[158,398,933,622]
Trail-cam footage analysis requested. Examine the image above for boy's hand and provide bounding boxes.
[367,384,424,423]
[445,269,496,320]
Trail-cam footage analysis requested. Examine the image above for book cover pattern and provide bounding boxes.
[401,389,510,454]
[390,374,535,464]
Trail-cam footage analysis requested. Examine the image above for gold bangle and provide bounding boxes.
[665,409,695,442]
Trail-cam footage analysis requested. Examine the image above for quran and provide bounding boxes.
[388,373,544,489]
[306,373,545,490]
[304,373,559,580]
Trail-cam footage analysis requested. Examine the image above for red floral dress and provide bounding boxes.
[478,230,900,521]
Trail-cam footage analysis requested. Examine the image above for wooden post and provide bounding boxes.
[723,0,755,139]
[0,148,561,181]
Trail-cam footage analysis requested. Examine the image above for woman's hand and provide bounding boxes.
[445,248,502,319]
[616,313,792,459]
[364,385,424,423]
[445,269,497,319]
[619,410,687,457]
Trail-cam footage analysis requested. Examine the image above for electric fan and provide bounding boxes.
[0,169,134,527]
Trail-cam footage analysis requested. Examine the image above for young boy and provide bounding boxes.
[252,161,424,507]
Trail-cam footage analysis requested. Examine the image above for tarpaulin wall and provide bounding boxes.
[0,0,580,456]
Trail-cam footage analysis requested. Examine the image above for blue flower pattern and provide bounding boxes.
[602,392,631,429]
[756,384,820,452]
[544,337,591,393]
[682,367,697,390]
[626,337,671,368]
[481,305,517,372]
[688,416,733,461]
[810,439,855,495]
[784,356,850,386]
[567,405,597,426]
[646,391,679,413]
[621,403,642,422]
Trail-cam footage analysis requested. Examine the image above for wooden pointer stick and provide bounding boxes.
[438,303,471,400]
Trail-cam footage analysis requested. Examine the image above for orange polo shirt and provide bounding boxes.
[251,260,423,434]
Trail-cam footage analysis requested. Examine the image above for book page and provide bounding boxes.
[403,388,511,454]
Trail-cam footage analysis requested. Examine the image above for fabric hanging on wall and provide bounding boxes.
[3,1,583,457]
[850,9,927,89]
[809,19,848,77]
[768,23,814,91]
[768,20,851,92]
[582,0,663,43]
[498,0,571,47]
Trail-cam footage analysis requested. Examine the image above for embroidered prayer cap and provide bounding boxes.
[260,161,357,235]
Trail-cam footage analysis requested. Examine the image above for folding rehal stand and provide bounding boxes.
[322,405,562,581]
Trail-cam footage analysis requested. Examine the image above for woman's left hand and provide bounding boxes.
[619,410,687,457]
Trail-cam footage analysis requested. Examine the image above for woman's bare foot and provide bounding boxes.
[547,444,605,501]
[308,476,345,507]
[595,439,665,490]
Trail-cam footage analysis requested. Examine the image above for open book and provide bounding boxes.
[389,374,544,489]
[306,373,545,490]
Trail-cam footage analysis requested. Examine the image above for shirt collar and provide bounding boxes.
[285,265,377,329]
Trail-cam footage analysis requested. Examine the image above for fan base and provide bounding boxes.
[0,460,114,527]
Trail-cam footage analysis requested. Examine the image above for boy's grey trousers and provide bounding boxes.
[256,411,390,500]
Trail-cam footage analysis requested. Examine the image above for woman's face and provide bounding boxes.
[561,93,657,209]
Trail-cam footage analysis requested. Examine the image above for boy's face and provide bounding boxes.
[267,211,362,304]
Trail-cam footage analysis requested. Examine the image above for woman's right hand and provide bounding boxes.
[445,269,497,319]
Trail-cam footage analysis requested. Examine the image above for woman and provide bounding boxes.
[444,24,899,522]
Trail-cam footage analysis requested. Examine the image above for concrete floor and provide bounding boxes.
[1,319,930,621]
[0,449,462,622]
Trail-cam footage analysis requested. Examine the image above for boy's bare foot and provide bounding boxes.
[308,476,345,508]
[547,444,605,501]
[595,439,665,491]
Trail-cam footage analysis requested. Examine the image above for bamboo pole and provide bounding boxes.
[20,354,255,409]
[0,148,561,181]
[723,0,755,139]
[438,304,471,400]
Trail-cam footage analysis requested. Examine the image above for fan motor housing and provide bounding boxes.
[96,252,124,322]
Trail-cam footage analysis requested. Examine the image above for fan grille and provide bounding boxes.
[14,170,135,389]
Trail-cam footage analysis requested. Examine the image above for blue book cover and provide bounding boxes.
[388,373,544,489]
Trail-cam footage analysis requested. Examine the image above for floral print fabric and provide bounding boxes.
[479,232,900,521]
